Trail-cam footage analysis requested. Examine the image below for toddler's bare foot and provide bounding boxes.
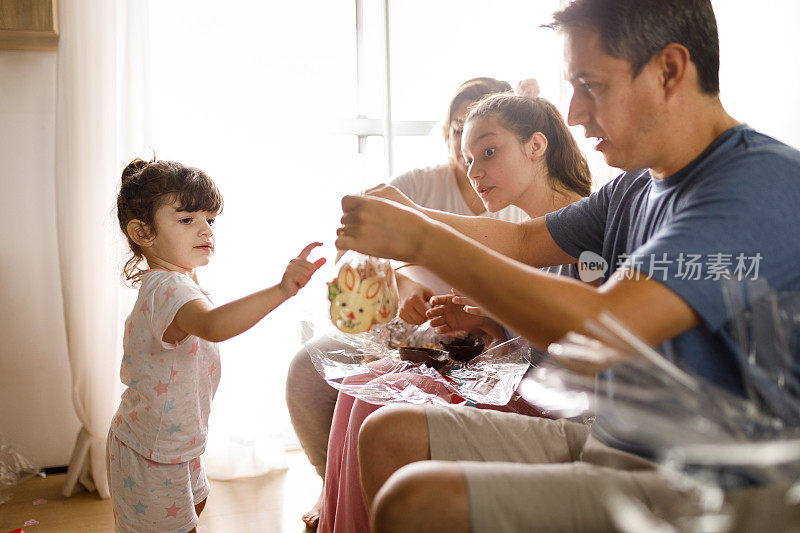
[302,489,324,529]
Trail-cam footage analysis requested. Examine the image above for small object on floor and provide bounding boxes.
[32,499,47,505]
[24,520,39,526]
[6,529,26,533]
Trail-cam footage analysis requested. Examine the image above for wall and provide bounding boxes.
[0,50,78,467]
[715,0,800,150]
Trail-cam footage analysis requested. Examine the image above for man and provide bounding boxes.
[336,0,800,531]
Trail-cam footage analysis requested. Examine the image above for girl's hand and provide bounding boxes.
[450,293,490,319]
[364,184,418,210]
[516,78,540,99]
[396,276,435,325]
[425,293,486,337]
[280,242,326,298]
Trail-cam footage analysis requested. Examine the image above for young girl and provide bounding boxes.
[108,157,325,533]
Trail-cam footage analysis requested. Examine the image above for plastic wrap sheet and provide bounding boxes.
[308,322,531,407]
[517,280,800,530]
[0,441,41,505]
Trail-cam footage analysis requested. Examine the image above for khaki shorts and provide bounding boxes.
[425,406,696,532]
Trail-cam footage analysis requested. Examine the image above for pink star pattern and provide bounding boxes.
[170,368,179,380]
[109,453,115,462]
[129,411,138,423]
[145,405,151,412]
[153,381,169,396]
[127,322,134,335]
[165,503,181,518]
[170,456,182,464]
[146,458,159,469]
[207,363,217,377]
[189,341,199,356]
[190,457,201,472]
[140,300,150,315]
[189,437,197,446]
[115,415,122,427]
[162,286,177,300]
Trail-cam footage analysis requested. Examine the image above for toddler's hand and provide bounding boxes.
[280,242,326,298]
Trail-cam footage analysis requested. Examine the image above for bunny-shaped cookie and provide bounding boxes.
[373,279,398,324]
[330,264,383,333]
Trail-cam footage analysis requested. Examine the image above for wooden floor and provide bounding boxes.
[0,451,320,533]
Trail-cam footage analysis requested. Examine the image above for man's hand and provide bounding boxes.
[336,195,432,262]
[280,242,326,298]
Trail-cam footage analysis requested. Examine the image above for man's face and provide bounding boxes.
[564,27,665,172]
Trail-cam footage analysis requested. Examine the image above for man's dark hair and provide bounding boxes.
[549,0,720,95]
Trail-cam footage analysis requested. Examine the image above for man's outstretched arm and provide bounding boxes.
[337,195,699,355]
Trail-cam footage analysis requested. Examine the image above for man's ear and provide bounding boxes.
[527,131,548,161]
[127,219,154,247]
[657,43,691,99]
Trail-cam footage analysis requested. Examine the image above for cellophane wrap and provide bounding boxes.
[0,441,41,505]
[517,279,800,531]
[308,321,531,407]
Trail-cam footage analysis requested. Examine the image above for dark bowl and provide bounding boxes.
[399,347,450,370]
[439,336,485,363]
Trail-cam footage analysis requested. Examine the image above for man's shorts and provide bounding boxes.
[106,430,210,533]
[425,406,693,533]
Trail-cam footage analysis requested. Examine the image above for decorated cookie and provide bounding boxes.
[328,253,399,333]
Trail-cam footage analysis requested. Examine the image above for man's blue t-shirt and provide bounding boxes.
[545,124,800,457]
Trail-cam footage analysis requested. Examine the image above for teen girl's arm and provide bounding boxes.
[171,243,325,343]
[364,184,574,267]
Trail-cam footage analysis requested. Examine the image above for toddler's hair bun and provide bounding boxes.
[121,156,156,183]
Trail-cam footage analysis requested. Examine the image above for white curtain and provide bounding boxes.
[56,0,150,498]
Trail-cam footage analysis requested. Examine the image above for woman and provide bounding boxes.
[318,93,593,532]
[285,77,526,528]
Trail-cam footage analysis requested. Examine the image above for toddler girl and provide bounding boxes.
[107,157,325,532]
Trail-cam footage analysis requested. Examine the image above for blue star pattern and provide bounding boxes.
[122,476,135,490]
[133,500,148,515]
[122,353,132,366]
[163,400,175,413]
[128,379,139,389]
[163,478,172,486]
[165,424,181,435]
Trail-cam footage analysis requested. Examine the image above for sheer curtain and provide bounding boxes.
[144,0,366,480]
[56,0,150,498]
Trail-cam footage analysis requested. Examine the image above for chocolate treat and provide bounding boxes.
[399,347,450,370]
[440,335,485,363]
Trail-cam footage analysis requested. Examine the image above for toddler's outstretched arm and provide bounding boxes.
[172,242,325,343]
